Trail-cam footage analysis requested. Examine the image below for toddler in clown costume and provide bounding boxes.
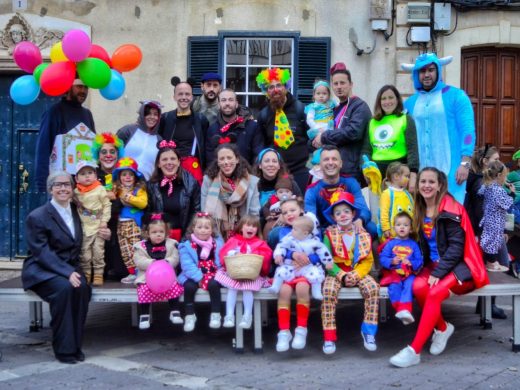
[379,212,423,325]
[269,216,333,300]
[112,157,148,284]
[321,191,379,354]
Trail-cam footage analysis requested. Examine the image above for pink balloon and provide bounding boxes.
[62,29,91,62]
[13,41,42,73]
[145,260,175,294]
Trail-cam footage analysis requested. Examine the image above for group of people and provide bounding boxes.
[24,52,511,368]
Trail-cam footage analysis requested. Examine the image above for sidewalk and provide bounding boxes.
[0,287,519,389]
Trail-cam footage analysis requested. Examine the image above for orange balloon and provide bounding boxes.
[111,44,142,73]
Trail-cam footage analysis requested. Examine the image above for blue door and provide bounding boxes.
[0,75,58,259]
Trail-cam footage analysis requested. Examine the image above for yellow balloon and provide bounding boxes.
[50,41,68,63]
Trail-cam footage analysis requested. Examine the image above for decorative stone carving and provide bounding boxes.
[0,13,63,54]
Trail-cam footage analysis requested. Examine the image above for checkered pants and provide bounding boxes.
[117,220,141,270]
[321,274,379,341]
[80,233,105,275]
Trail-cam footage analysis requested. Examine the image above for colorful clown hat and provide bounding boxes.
[112,157,143,181]
[324,190,358,225]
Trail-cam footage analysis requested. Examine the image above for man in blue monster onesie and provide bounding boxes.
[401,53,475,203]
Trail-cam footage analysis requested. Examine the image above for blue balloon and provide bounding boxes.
[10,75,40,105]
[100,69,126,100]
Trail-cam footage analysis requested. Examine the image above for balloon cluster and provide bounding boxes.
[10,29,142,105]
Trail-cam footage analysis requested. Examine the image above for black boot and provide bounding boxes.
[491,297,507,319]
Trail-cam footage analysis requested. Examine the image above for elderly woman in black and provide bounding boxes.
[22,171,92,364]
[147,140,201,241]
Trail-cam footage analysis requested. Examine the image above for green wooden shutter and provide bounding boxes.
[187,36,219,95]
[296,37,331,104]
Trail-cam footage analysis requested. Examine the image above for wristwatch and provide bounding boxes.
[460,161,470,169]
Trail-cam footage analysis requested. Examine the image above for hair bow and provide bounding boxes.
[159,140,177,149]
[219,137,231,144]
[150,213,163,221]
[196,212,211,218]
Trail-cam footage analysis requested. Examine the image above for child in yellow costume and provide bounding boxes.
[379,162,413,242]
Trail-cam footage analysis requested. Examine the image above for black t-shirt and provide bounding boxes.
[174,115,195,158]
[160,183,183,230]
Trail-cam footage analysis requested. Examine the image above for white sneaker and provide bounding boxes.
[276,330,292,352]
[169,311,183,325]
[139,314,150,330]
[223,315,235,328]
[291,326,308,350]
[361,332,377,351]
[395,310,415,325]
[389,346,421,368]
[322,341,336,355]
[121,274,137,284]
[430,322,454,355]
[238,314,252,329]
[183,314,197,332]
[209,313,221,329]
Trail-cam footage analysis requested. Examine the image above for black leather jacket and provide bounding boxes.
[419,210,472,282]
[146,170,201,233]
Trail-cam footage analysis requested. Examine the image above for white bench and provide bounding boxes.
[1,273,519,353]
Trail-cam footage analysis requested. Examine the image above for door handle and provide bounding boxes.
[19,164,29,194]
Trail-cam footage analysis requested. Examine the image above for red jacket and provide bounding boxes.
[219,234,272,277]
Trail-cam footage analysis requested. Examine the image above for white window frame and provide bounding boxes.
[223,37,294,108]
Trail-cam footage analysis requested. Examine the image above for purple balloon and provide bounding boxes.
[13,41,42,73]
[145,260,175,294]
[62,29,91,62]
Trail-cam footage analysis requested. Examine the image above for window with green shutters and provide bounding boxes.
[187,33,330,113]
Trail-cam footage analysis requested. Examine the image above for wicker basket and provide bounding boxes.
[225,254,264,280]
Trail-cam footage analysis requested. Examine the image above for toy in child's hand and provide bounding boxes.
[146,260,175,293]
[361,155,382,195]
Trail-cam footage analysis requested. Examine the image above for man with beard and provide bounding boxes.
[256,68,309,193]
[305,145,376,236]
[312,63,372,184]
[401,53,475,203]
[192,72,222,125]
[36,79,96,192]
[205,88,264,165]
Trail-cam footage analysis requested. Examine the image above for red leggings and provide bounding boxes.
[410,266,474,353]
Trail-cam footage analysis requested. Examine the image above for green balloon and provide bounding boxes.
[33,63,49,85]
[76,58,111,89]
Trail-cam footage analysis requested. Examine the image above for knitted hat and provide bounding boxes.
[323,191,358,225]
[201,72,222,83]
[75,160,97,175]
[112,157,143,181]
[275,175,293,191]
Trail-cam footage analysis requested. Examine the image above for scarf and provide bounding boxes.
[145,240,167,260]
[160,175,177,197]
[205,172,249,238]
[274,109,294,149]
[190,234,214,260]
[220,116,244,134]
[76,180,101,193]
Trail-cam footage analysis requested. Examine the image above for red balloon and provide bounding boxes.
[40,61,76,96]
[88,44,112,67]
[111,44,142,73]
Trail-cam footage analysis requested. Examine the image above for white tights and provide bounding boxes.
[225,289,254,317]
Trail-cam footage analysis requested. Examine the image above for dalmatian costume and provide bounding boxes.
[269,233,333,300]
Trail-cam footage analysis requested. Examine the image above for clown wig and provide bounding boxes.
[91,133,125,162]
[256,67,291,93]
